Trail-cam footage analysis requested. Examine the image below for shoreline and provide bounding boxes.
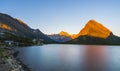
[16,57,31,71]
[0,46,31,71]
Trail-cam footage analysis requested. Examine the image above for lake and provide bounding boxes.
[15,44,120,71]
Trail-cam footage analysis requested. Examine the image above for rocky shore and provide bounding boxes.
[0,46,31,71]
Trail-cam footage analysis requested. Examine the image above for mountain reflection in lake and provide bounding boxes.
[83,46,108,71]
[15,44,120,71]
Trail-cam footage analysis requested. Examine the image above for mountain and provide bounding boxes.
[0,13,55,43]
[78,20,111,38]
[66,20,120,45]
[48,31,72,42]
[59,31,71,37]
[1,13,120,45]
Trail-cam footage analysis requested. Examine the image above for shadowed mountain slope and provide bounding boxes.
[0,13,55,43]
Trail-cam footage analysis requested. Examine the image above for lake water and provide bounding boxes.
[15,44,120,71]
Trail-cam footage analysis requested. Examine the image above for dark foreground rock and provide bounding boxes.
[0,46,31,71]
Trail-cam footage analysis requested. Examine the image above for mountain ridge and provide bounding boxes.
[0,13,55,43]
[48,31,72,42]
[65,20,120,45]
[58,31,71,37]
[49,19,112,42]
[1,13,120,45]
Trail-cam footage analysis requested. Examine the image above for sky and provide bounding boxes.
[0,0,120,36]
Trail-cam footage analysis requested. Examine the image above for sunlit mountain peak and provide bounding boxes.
[59,31,71,37]
[50,20,112,39]
[77,19,111,38]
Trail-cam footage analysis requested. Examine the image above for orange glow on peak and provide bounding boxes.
[16,18,28,26]
[59,31,71,37]
[78,20,111,38]
[50,20,111,39]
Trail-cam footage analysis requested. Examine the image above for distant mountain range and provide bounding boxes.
[49,20,120,45]
[0,13,55,43]
[48,31,72,42]
[0,13,120,45]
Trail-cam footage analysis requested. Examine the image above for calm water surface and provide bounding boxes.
[15,44,120,71]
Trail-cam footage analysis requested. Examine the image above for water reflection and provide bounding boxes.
[83,45,108,71]
[14,45,120,71]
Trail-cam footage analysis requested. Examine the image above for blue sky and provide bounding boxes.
[0,0,120,36]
